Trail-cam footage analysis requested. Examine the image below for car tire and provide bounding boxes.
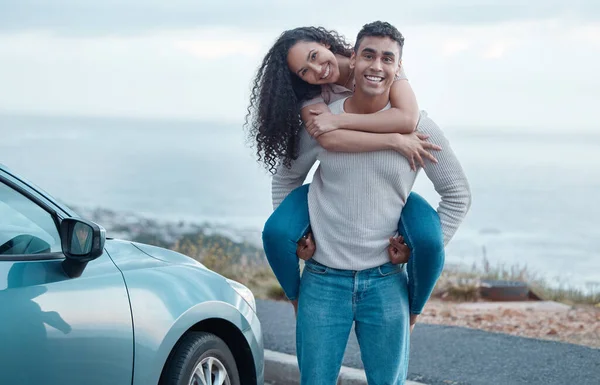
[161,331,241,385]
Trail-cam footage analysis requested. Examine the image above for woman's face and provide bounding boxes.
[287,41,340,85]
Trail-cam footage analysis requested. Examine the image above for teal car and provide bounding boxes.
[0,164,264,385]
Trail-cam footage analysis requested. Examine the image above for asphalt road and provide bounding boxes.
[257,299,600,385]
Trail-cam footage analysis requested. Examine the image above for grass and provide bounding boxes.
[435,258,600,306]
[265,284,287,301]
[218,257,599,306]
[131,227,599,306]
[194,252,600,306]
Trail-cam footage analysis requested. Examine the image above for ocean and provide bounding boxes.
[1,114,599,289]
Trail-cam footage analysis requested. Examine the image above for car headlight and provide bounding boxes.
[226,279,256,312]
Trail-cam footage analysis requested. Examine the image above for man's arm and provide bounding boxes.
[417,113,472,245]
[272,129,320,210]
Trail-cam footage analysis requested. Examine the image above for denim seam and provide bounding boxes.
[352,273,358,316]
[403,324,411,378]
[296,223,311,243]
[304,264,328,275]
[378,265,404,277]
[400,218,418,314]
[363,272,370,300]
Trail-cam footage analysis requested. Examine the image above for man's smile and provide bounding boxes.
[365,74,384,83]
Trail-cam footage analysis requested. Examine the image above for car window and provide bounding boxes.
[0,181,61,255]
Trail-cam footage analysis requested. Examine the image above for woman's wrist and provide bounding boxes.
[390,133,406,152]
[335,113,350,130]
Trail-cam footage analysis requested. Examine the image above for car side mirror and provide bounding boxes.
[60,218,106,278]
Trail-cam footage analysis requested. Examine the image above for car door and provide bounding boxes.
[0,174,133,385]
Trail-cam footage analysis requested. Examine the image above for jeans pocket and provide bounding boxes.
[377,262,403,277]
[304,260,329,275]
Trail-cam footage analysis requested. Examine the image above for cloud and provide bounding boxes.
[568,24,600,46]
[441,39,472,56]
[0,28,270,123]
[174,37,263,59]
[481,40,515,59]
[0,10,597,130]
[0,0,598,36]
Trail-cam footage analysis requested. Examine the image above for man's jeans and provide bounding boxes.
[296,259,410,385]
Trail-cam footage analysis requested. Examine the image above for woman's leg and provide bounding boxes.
[397,192,445,316]
[262,184,311,301]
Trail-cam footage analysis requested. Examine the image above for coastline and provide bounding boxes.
[79,206,600,349]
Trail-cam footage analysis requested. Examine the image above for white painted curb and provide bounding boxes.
[264,349,426,385]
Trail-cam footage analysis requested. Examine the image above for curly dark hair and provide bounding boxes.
[245,27,353,174]
[355,21,405,57]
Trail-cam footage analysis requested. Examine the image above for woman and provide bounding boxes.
[246,26,444,329]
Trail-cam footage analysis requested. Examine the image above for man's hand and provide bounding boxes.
[393,132,441,171]
[305,110,340,138]
[297,232,316,261]
[388,235,410,264]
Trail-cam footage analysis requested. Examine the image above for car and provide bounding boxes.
[0,164,264,385]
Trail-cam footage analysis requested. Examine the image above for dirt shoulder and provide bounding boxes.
[418,299,600,348]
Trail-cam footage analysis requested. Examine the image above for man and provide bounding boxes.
[272,21,471,385]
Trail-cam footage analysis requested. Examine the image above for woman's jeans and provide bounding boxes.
[262,183,444,314]
[297,259,410,385]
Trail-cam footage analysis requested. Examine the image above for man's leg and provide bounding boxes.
[354,264,411,385]
[296,260,354,385]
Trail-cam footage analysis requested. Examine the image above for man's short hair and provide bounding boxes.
[354,21,405,58]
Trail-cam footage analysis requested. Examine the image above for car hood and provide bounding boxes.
[105,239,207,268]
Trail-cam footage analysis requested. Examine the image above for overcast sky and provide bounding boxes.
[0,1,598,130]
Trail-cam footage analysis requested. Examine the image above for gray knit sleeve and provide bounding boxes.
[417,113,472,245]
[271,130,320,210]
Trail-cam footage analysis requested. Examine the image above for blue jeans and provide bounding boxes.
[262,183,444,314]
[297,259,411,385]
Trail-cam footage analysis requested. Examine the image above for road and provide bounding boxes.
[257,299,600,385]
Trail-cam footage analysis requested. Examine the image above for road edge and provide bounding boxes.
[264,349,426,385]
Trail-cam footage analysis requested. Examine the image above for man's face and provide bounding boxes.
[351,36,401,97]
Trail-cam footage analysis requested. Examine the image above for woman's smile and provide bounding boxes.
[320,63,331,80]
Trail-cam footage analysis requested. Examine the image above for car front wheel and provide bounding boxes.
[161,331,241,385]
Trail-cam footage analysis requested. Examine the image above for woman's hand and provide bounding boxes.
[305,110,340,138]
[388,235,410,264]
[296,232,316,261]
[393,132,442,171]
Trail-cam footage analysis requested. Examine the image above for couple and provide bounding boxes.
[246,21,472,384]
